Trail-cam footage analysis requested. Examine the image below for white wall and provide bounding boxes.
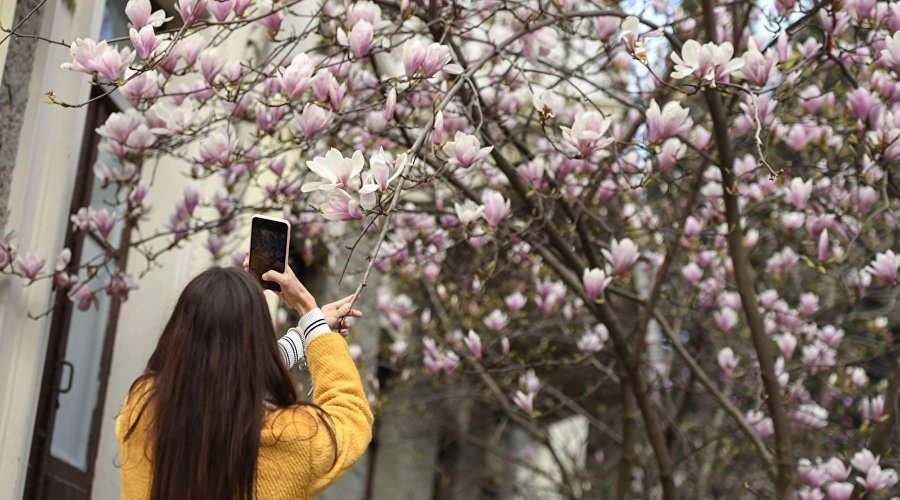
[0,0,16,84]
[90,169,218,499]
[0,0,104,496]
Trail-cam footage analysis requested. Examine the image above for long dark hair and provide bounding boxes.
[123,266,313,500]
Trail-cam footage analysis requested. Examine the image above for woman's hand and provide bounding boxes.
[261,265,317,316]
[322,295,364,336]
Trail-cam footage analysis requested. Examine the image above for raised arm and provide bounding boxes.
[297,309,374,494]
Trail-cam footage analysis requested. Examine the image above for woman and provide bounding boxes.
[115,265,373,500]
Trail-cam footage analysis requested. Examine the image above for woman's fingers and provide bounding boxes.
[261,270,288,286]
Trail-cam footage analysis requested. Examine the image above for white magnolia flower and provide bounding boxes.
[302,148,365,192]
[454,199,484,225]
[671,40,745,86]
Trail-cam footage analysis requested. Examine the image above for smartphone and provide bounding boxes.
[249,215,291,292]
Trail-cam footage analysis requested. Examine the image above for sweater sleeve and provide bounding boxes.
[278,329,305,370]
[306,332,374,495]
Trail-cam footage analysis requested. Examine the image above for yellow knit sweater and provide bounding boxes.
[115,333,374,499]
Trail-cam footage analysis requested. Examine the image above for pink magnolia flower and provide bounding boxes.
[671,39,745,86]
[364,150,405,193]
[518,26,557,61]
[793,403,829,429]
[519,369,540,394]
[92,44,135,81]
[347,1,382,25]
[851,449,879,474]
[798,458,829,488]
[232,0,252,16]
[55,248,71,273]
[207,234,224,256]
[207,0,234,21]
[855,464,898,492]
[561,110,612,156]
[745,410,774,439]
[880,31,900,74]
[419,42,461,77]
[383,87,396,121]
[390,339,407,362]
[861,395,885,423]
[513,390,534,414]
[602,238,638,274]
[464,330,482,359]
[125,0,169,29]
[441,351,459,375]
[302,148,364,192]
[582,267,612,300]
[70,207,94,231]
[453,200,484,226]
[311,69,344,110]
[348,20,374,59]
[717,347,738,377]
[714,308,738,332]
[825,482,853,500]
[483,309,508,332]
[402,40,426,78]
[129,25,160,59]
[657,138,686,171]
[96,109,143,144]
[182,186,200,214]
[295,103,332,139]
[739,38,776,86]
[775,0,796,15]
[785,177,813,209]
[501,337,510,355]
[14,251,46,280]
[199,48,224,83]
[864,249,899,282]
[198,130,236,165]
[481,190,510,227]
[681,262,703,285]
[775,29,790,62]
[322,189,363,221]
[431,110,445,145]
[60,38,107,75]
[798,292,819,316]
[817,228,829,262]
[774,333,797,358]
[504,291,527,313]
[646,99,693,143]
[594,16,619,41]
[121,69,161,102]
[104,273,138,301]
[280,53,314,100]
[174,0,207,26]
[443,132,493,168]
[68,283,100,311]
[91,209,117,239]
[847,87,880,123]
[577,324,608,356]
[256,0,284,34]
[619,16,649,61]
[822,457,850,482]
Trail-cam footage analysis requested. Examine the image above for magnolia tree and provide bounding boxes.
[3,0,900,497]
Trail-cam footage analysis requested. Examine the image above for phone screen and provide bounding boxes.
[249,217,289,292]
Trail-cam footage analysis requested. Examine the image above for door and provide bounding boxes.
[23,91,129,500]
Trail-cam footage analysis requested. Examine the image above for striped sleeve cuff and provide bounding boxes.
[297,307,331,344]
[278,328,305,369]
